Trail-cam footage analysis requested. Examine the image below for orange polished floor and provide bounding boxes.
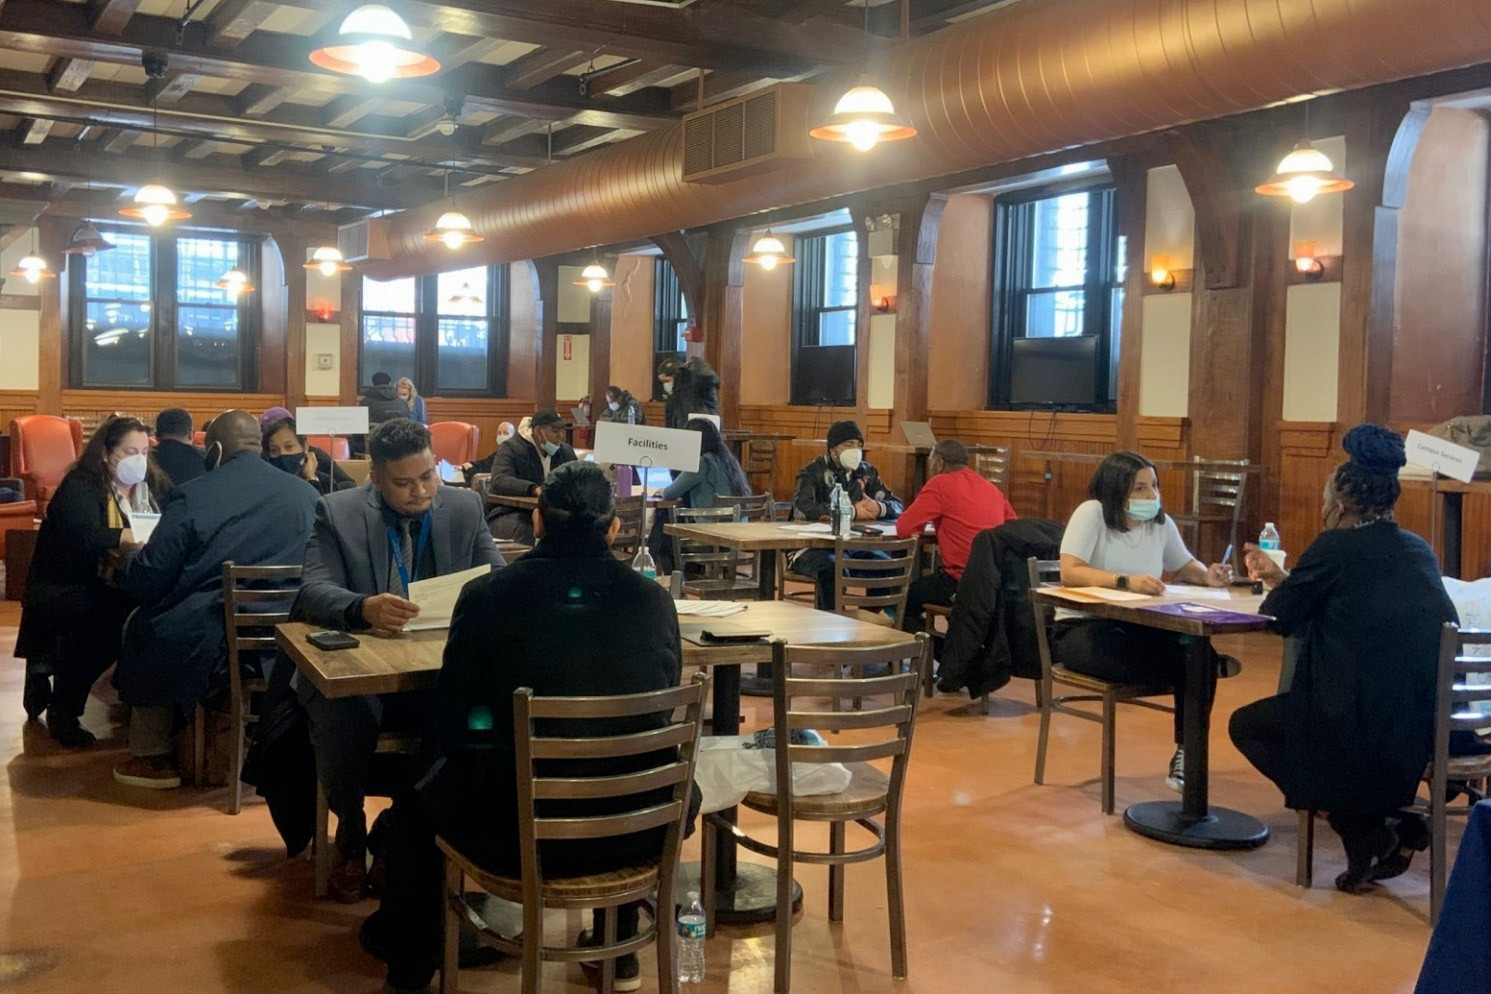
[0,601,1442,993]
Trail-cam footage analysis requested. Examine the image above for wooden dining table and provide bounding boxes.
[1029,585,1276,850]
[663,520,903,602]
[276,599,914,923]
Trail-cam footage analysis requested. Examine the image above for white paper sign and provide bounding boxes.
[591,422,702,474]
[1405,429,1481,483]
[295,406,369,436]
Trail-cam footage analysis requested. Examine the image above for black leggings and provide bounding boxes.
[1229,693,1289,794]
[1051,619,1215,744]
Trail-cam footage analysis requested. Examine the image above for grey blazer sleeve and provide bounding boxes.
[292,497,365,628]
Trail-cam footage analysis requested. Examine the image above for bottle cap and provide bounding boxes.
[687,890,700,900]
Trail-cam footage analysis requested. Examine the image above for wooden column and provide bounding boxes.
[889,195,946,424]
[1110,153,1152,451]
[588,287,612,405]
[529,257,559,409]
[700,227,749,427]
[337,262,359,405]
[35,215,67,415]
[262,232,306,405]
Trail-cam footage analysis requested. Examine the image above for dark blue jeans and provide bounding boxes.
[792,548,893,611]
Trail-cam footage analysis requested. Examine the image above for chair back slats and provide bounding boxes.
[1027,558,1063,683]
[672,506,741,590]
[715,493,774,522]
[513,674,707,890]
[231,610,292,624]
[832,535,919,619]
[785,705,913,732]
[532,761,693,800]
[787,741,907,765]
[783,673,917,700]
[973,447,1011,490]
[611,494,646,558]
[534,801,685,841]
[234,636,280,651]
[529,722,699,760]
[786,639,924,670]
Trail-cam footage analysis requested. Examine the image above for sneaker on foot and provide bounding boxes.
[576,930,642,992]
[1165,748,1185,794]
[113,755,181,789]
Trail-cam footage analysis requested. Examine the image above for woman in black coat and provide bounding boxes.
[17,416,172,746]
[261,416,355,495]
[1230,424,1457,893]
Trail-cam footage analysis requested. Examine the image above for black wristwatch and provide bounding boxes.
[1115,574,1129,591]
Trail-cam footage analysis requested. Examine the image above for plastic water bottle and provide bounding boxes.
[678,891,706,983]
[1258,523,1281,550]
[837,487,855,538]
[829,483,845,536]
[631,546,657,581]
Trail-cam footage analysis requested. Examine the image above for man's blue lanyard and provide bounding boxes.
[388,512,432,594]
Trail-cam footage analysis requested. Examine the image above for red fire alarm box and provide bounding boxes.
[682,324,704,343]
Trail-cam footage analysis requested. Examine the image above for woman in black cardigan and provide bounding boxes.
[261,416,355,495]
[1230,424,1457,893]
[17,416,172,746]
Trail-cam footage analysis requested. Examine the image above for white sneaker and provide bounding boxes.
[1165,748,1185,794]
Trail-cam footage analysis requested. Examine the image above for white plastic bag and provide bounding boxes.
[694,735,854,814]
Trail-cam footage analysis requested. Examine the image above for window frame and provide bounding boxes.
[652,257,687,401]
[791,226,860,406]
[988,182,1121,411]
[356,265,510,398]
[68,227,261,392]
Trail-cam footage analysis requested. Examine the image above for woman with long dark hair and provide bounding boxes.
[662,417,750,508]
[261,416,355,494]
[1055,450,1233,792]
[1230,424,1457,893]
[16,416,171,746]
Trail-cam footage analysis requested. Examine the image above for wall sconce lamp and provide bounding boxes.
[1149,257,1175,291]
[1293,242,1325,281]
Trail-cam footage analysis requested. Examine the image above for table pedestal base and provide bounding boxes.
[1123,801,1270,850]
[677,861,802,925]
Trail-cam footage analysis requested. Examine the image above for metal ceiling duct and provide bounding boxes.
[362,0,1491,279]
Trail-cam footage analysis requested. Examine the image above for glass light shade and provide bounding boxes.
[446,282,483,307]
[62,221,114,256]
[744,232,794,268]
[1256,140,1354,203]
[572,262,614,292]
[304,245,353,275]
[809,83,917,151]
[10,254,55,282]
[424,210,483,248]
[215,268,254,299]
[119,183,190,226]
[309,5,441,82]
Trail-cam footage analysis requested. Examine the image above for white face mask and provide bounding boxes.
[115,452,149,487]
[838,447,863,472]
[608,400,620,412]
[662,380,674,396]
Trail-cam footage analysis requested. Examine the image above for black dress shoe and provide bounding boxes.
[46,713,96,748]
[23,670,51,721]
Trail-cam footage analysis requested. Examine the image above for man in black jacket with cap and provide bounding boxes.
[790,420,903,609]
[487,408,577,544]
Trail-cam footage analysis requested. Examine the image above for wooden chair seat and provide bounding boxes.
[1050,664,1173,700]
[1442,754,1491,780]
[440,838,661,904]
[743,761,889,819]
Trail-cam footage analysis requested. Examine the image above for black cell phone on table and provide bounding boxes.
[700,629,771,644]
[307,630,360,651]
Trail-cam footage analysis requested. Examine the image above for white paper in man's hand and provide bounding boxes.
[128,512,162,544]
[404,564,492,631]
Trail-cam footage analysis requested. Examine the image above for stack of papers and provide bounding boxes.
[1044,586,1153,604]
[673,600,748,618]
[405,564,493,631]
[779,523,833,533]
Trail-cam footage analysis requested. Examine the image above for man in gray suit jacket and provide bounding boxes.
[293,418,504,903]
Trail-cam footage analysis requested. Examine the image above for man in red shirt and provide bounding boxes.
[896,439,1018,631]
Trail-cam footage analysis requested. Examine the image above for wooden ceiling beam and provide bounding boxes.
[87,0,141,36]
[551,126,629,157]
[481,117,549,147]
[261,0,860,76]
[143,72,201,105]
[46,57,95,94]
[18,116,52,144]
[233,83,294,117]
[101,128,137,154]
[31,196,343,240]
[0,1,678,132]
[0,143,432,211]
[0,70,552,171]
[593,63,686,98]
[240,145,294,170]
[320,95,385,129]
[669,71,788,113]
[204,0,275,49]
[502,48,591,92]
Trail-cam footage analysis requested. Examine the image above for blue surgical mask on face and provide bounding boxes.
[1127,498,1161,522]
[542,441,560,456]
[270,453,307,476]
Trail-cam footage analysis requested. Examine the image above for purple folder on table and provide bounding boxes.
[1141,602,1269,625]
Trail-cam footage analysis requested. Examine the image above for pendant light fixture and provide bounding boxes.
[62,221,114,257]
[309,4,440,83]
[119,98,190,226]
[215,267,254,300]
[573,260,614,293]
[424,169,483,250]
[8,228,56,283]
[304,244,353,277]
[809,0,916,152]
[1256,101,1353,204]
[445,280,483,308]
[744,224,794,271]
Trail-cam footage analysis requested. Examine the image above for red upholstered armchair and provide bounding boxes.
[0,497,38,559]
[306,435,352,460]
[10,416,83,515]
[429,421,480,466]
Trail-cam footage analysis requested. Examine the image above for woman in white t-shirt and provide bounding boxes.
[1056,451,1233,793]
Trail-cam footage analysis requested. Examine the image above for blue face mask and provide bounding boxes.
[1127,498,1161,522]
[541,440,560,456]
[270,453,307,476]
